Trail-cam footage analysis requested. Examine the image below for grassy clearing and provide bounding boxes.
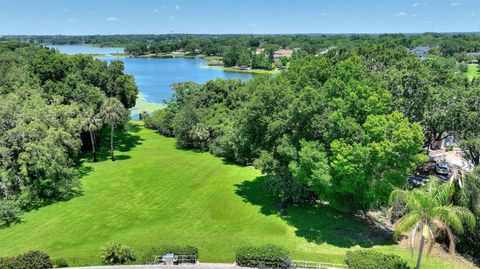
[465,64,479,80]
[0,122,473,268]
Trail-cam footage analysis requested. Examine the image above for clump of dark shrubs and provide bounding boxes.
[345,250,410,269]
[0,250,53,269]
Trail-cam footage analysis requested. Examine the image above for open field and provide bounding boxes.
[465,64,479,80]
[0,122,474,268]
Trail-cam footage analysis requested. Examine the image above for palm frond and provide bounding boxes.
[432,206,464,233]
[431,182,454,206]
[394,212,421,240]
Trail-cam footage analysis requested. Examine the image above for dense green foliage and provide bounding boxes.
[0,42,138,222]
[145,43,480,212]
[0,251,52,269]
[235,244,290,268]
[100,242,136,265]
[454,168,480,265]
[140,245,198,264]
[345,250,410,269]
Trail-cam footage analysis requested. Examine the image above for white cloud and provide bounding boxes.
[153,9,159,13]
[412,2,426,7]
[63,8,70,13]
[68,18,79,22]
[451,2,460,6]
[175,5,181,10]
[168,16,175,20]
[411,14,418,17]
[105,16,119,22]
[320,12,328,16]
[396,12,408,16]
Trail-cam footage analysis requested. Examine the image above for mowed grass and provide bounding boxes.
[0,122,474,268]
[465,64,479,80]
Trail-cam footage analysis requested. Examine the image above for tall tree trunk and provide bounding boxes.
[416,234,425,269]
[89,130,97,162]
[110,124,115,161]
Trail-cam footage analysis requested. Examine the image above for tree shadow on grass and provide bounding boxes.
[90,122,144,163]
[234,176,394,248]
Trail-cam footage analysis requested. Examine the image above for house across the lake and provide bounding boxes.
[273,49,293,60]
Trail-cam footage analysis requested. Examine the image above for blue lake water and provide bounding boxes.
[50,45,255,104]
[104,57,254,103]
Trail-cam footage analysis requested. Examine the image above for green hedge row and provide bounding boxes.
[345,250,410,269]
[141,245,199,264]
[235,244,290,268]
[0,251,52,269]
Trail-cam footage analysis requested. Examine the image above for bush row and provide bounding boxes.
[235,244,290,268]
[0,251,52,269]
[345,250,410,269]
[0,245,410,268]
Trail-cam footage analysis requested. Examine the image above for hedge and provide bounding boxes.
[345,250,410,269]
[0,251,52,269]
[235,244,290,268]
[141,245,198,264]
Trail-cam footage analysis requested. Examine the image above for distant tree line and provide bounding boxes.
[4,33,480,58]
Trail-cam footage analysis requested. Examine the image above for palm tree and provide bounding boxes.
[82,110,103,162]
[390,180,475,269]
[101,98,126,161]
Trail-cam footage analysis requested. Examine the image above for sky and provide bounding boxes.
[0,0,479,35]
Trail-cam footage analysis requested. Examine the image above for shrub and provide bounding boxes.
[51,257,69,268]
[144,109,175,137]
[0,251,53,269]
[345,250,410,269]
[0,199,22,227]
[100,242,136,265]
[235,244,289,268]
[0,256,16,269]
[141,245,198,264]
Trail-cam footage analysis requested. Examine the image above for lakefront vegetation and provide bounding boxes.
[1,33,480,269]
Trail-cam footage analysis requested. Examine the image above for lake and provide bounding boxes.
[49,45,255,116]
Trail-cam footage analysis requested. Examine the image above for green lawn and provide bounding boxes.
[0,122,473,268]
[465,64,479,80]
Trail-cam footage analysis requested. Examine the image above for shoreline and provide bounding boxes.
[200,64,279,75]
